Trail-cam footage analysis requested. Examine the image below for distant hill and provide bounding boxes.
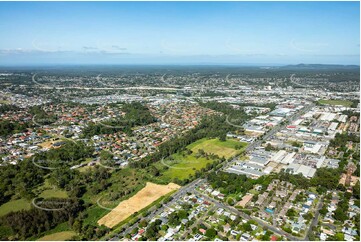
[280,63,360,70]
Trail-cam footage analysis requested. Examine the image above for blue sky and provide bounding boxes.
[0,1,359,65]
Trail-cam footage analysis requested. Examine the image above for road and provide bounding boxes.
[194,190,300,241]
[247,103,314,153]
[179,204,215,240]
[304,196,324,240]
[290,74,311,88]
[109,103,315,241]
[108,179,204,240]
[224,103,314,171]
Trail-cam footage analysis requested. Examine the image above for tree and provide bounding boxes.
[353,181,360,199]
[178,210,188,219]
[205,228,217,239]
[139,220,148,228]
[286,208,297,218]
[333,208,348,222]
[319,207,328,216]
[265,144,274,151]
[261,230,272,240]
[72,219,82,233]
[219,133,226,142]
[242,222,252,232]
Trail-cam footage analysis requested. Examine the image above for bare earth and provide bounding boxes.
[98,182,180,228]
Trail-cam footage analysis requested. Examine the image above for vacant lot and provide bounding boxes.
[0,199,31,217]
[38,140,54,149]
[98,182,180,228]
[37,231,76,241]
[318,99,353,107]
[160,153,213,181]
[188,138,247,158]
[158,138,247,181]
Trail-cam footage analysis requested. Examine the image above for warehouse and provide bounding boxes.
[285,163,316,178]
[337,115,347,123]
[304,142,323,154]
[281,152,296,164]
[319,112,337,121]
[271,150,287,163]
[226,166,264,178]
[328,122,339,131]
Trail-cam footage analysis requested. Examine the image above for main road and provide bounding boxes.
[108,179,204,241]
[108,103,315,241]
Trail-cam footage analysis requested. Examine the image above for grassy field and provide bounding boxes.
[160,153,213,180]
[0,199,31,217]
[318,99,353,107]
[37,231,76,241]
[39,189,68,199]
[83,205,111,226]
[82,167,147,205]
[188,138,247,158]
[158,138,247,181]
[33,178,69,199]
[76,166,150,229]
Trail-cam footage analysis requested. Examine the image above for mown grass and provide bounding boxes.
[318,99,353,107]
[160,153,213,181]
[39,189,68,199]
[188,138,247,158]
[83,205,111,226]
[158,138,247,181]
[0,199,31,217]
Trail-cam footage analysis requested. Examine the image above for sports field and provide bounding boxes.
[318,99,353,107]
[97,182,180,228]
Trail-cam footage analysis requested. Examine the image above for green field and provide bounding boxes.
[160,153,214,180]
[0,199,31,217]
[39,189,68,199]
[159,138,247,181]
[318,99,353,107]
[33,179,69,199]
[188,138,247,158]
[37,231,76,241]
[83,205,110,226]
[0,185,68,218]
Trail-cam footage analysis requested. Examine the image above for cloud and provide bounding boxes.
[82,46,98,50]
[111,45,127,51]
[0,48,131,57]
[0,48,70,55]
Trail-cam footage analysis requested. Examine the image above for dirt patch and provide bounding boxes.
[38,140,54,149]
[97,182,180,228]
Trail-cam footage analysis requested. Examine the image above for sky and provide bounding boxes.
[0,1,359,65]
